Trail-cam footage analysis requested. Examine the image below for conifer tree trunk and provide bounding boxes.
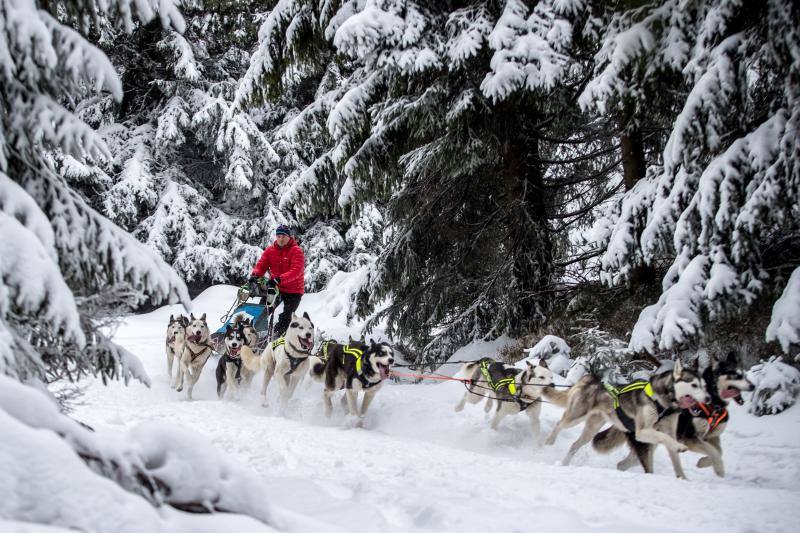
[502,118,553,332]
[619,106,656,287]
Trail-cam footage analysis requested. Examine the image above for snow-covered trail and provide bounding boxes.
[74,287,800,533]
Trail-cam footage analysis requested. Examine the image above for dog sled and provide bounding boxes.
[210,282,280,353]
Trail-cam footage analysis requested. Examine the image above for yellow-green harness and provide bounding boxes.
[479,360,518,396]
[272,337,305,375]
[341,343,384,389]
[604,380,673,433]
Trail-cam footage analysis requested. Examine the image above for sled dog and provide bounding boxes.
[543,360,710,478]
[166,314,187,386]
[454,358,555,444]
[216,322,254,400]
[241,312,315,411]
[175,313,213,400]
[309,339,394,422]
[596,352,753,477]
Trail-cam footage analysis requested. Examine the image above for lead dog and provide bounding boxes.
[455,358,555,445]
[240,312,315,411]
[595,352,753,477]
[166,314,187,386]
[175,313,213,400]
[309,339,394,423]
[543,360,710,478]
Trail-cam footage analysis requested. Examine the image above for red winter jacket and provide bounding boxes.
[251,238,305,294]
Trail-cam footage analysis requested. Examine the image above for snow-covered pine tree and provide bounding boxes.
[75,0,378,290]
[586,0,800,355]
[0,0,189,382]
[236,0,621,363]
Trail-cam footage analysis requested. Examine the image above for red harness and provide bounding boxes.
[696,402,728,431]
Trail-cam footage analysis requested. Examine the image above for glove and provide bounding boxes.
[247,275,259,292]
[267,277,279,288]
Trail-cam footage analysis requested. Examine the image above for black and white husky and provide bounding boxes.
[545,360,710,478]
[598,352,753,477]
[166,314,187,386]
[240,312,315,411]
[174,313,213,400]
[215,323,252,400]
[455,358,555,445]
[309,339,394,422]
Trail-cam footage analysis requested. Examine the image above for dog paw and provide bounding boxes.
[674,444,688,453]
[176,386,183,392]
[454,404,464,412]
[544,436,556,446]
[697,457,712,468]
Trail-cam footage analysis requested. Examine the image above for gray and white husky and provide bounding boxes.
[166,314,187,386]
[455,358,555,445]
[174,313,213,400]
[240,312,315,411]
[595,352,753,478]
[309,339,394,423]
[544,360,710,478]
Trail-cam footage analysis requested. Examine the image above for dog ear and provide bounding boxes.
[169,314,174,323]
[181,315,189,327]
[691,357,700,373]
[189,313,195,321]
[539,358,548,369]
[225,325,232,334]
[303,311,310,320]
[673,359,683,379]
[200,313,206,322]
[526,360,534,369]
[726,351,738,366]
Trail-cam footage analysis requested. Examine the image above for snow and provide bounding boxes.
[39,283,799,532]
[767,267,800,353]
[747,357,800,416]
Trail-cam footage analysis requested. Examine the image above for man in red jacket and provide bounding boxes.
[248,224,305,339]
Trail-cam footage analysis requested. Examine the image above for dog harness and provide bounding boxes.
[184,342,210,362]
[341,344,383,389]
[479,360,518,396]
[316,340,336,363]
[224,353,243,381]
[271,336,306,375]
[342,344,365,374]
[604,381,674,433]
[692,402,729,431]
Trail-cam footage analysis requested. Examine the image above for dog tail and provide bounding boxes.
[592,426,627,454]
[308,356,325,381]
[542,386,569,407]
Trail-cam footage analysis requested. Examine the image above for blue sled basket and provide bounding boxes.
[214,303,274,336]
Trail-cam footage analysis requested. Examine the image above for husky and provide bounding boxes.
[175,313,213,400]
[240,312,315,411]
[544,360,710,478]
[454,358,555,444]
[597,352,753,477]
[309,339,394,423]
[166,314,187,386]
[237,316,259,348]
[215,323,252,400]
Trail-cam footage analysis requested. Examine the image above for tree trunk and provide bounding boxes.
[619,107,656,287]
[502,119,553,332]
